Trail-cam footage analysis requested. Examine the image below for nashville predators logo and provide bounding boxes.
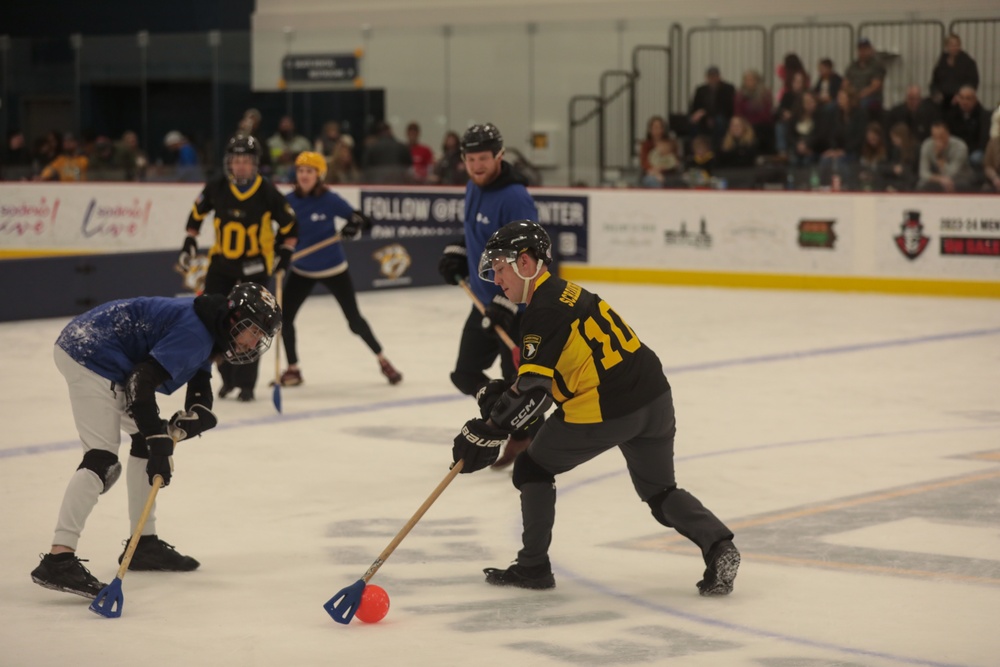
[373,243,411,280]
[522,334,541,360]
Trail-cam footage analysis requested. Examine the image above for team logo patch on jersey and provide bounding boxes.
[522,334,541,360]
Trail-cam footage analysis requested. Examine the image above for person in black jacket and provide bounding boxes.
[930,34,980,112]
[946,86,991,168]
[688,66,736,150]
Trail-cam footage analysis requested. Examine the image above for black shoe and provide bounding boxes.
[219,384,235,399]
[484,560,555,590]
[119,535,200,572]
[237,387,254,402]
[697,540,740,596]
[31,552,107,599]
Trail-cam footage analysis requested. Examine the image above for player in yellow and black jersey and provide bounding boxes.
[450,220,740,596]
[177,135,298,401]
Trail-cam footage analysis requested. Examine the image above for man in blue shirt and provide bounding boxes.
[30,284,281,600]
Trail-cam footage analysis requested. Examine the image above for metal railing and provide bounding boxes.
[858,20,946,107]
[949,18,1000,108]
[769,22,854,93]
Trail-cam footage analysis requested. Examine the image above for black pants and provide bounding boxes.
[450,306,518,395]
[203,268,269,392]
[280,270,382,366]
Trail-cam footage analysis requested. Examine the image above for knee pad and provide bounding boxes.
[128,432,148,459]
[512,451,555,490]
[78,449,122,494]
[646,486,678,527]
[450,370,485,396]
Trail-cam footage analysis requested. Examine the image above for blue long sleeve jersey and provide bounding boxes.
[464,162,538,305]
[56,297,216,395]
[285,188,356,275]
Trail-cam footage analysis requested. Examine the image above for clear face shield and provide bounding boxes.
[225,319,277,365]
[478,246,520,282]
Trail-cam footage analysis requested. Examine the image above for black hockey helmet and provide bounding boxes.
[223,283,281,364]
[461,123,503,157]
[225,134,261,186]
[478,220,552,281]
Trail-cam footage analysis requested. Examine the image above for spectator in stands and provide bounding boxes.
[326,135,361,185]
[788,91,822,168]
[917,121,974,192]
[114,130,147,181]
[813,58,842,109]
[406,122,434,184]
[775,53,809,106]
[2,130,34,179]
[775,71,809,157]
[688,66,736,150]
[87,136,121,181]
[885,85,940,145]
[882,122,919,192]
[639,115,682,188]
[430,131,468,185]
[164,131,203,182]
[34,130,61,169]
[717,116,760,188]
[314,120,342,159]
[946,86,990,169]
[37,132,87,182]
[362,121,412,184]
[268,115,311,181]
[239,108,272,175]
[815,88,867,184]
[857,122,889,191]
[982,105,1000,193]
[683,134,716,188]
[930,34,979,112]
[844,38,886,115]
[735,69,774,153]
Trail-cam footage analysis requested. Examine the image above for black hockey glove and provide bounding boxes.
[476,379,509,421]
[438,242,468,285]
[452,418,508,473]
[146,434,174,486]
[178,235,198,270]
[273,244,294,275]
[342,210,372,239]
[482,295,518,340]
[168,404,218,442]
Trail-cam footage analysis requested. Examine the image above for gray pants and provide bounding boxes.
[518,390,733,567]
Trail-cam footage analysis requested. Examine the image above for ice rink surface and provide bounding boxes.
[1,281,999,667]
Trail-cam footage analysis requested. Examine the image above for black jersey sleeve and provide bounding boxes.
[186,180,218,234]
[265,180,299,244]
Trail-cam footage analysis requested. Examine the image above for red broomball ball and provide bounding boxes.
[355,584,390,623]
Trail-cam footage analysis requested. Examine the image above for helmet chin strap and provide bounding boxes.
[511,259,544,304]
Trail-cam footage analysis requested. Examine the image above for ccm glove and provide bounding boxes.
[342,210,372,239]
[273,244,294,275]
[146,434,175,486]
[476,379,509,421]
[438,242,468,285]
[482,295,518,339]
[178,236,198,270]
[168,404,218,442]
[452,418,508,473]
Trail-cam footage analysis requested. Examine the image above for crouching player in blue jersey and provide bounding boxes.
[275,151,402,387]
[30,283,281,600]
[451,221,740,596]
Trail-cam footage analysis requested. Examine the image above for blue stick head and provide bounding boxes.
[324,579,366,625]
[89,578,124,618]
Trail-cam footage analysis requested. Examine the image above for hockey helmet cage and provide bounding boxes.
[223,283,282,364]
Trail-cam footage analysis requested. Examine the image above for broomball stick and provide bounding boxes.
[323,460,464,624]
[458,279,520,367]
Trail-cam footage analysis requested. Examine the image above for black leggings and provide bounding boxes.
[203,269,269,391]
[280,270,382,365]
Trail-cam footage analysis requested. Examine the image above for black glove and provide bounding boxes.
[482,295,518,339]
[178,236,198,270]
[342,210,372,239]
[273,244,294,275]
[452,418,508,473]
[476,379,509,421]
[438,242,468,285]
[146,434,174,486]
[168,404,218,442]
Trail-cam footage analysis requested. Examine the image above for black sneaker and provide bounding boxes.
[697,540,740,596]
[219,384,235,399]
[119,535,200,572]
[237,387,254,402]
[484,561,555,590]
[31,552,107,599]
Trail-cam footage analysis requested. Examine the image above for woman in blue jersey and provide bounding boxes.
[278,151,402,386]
